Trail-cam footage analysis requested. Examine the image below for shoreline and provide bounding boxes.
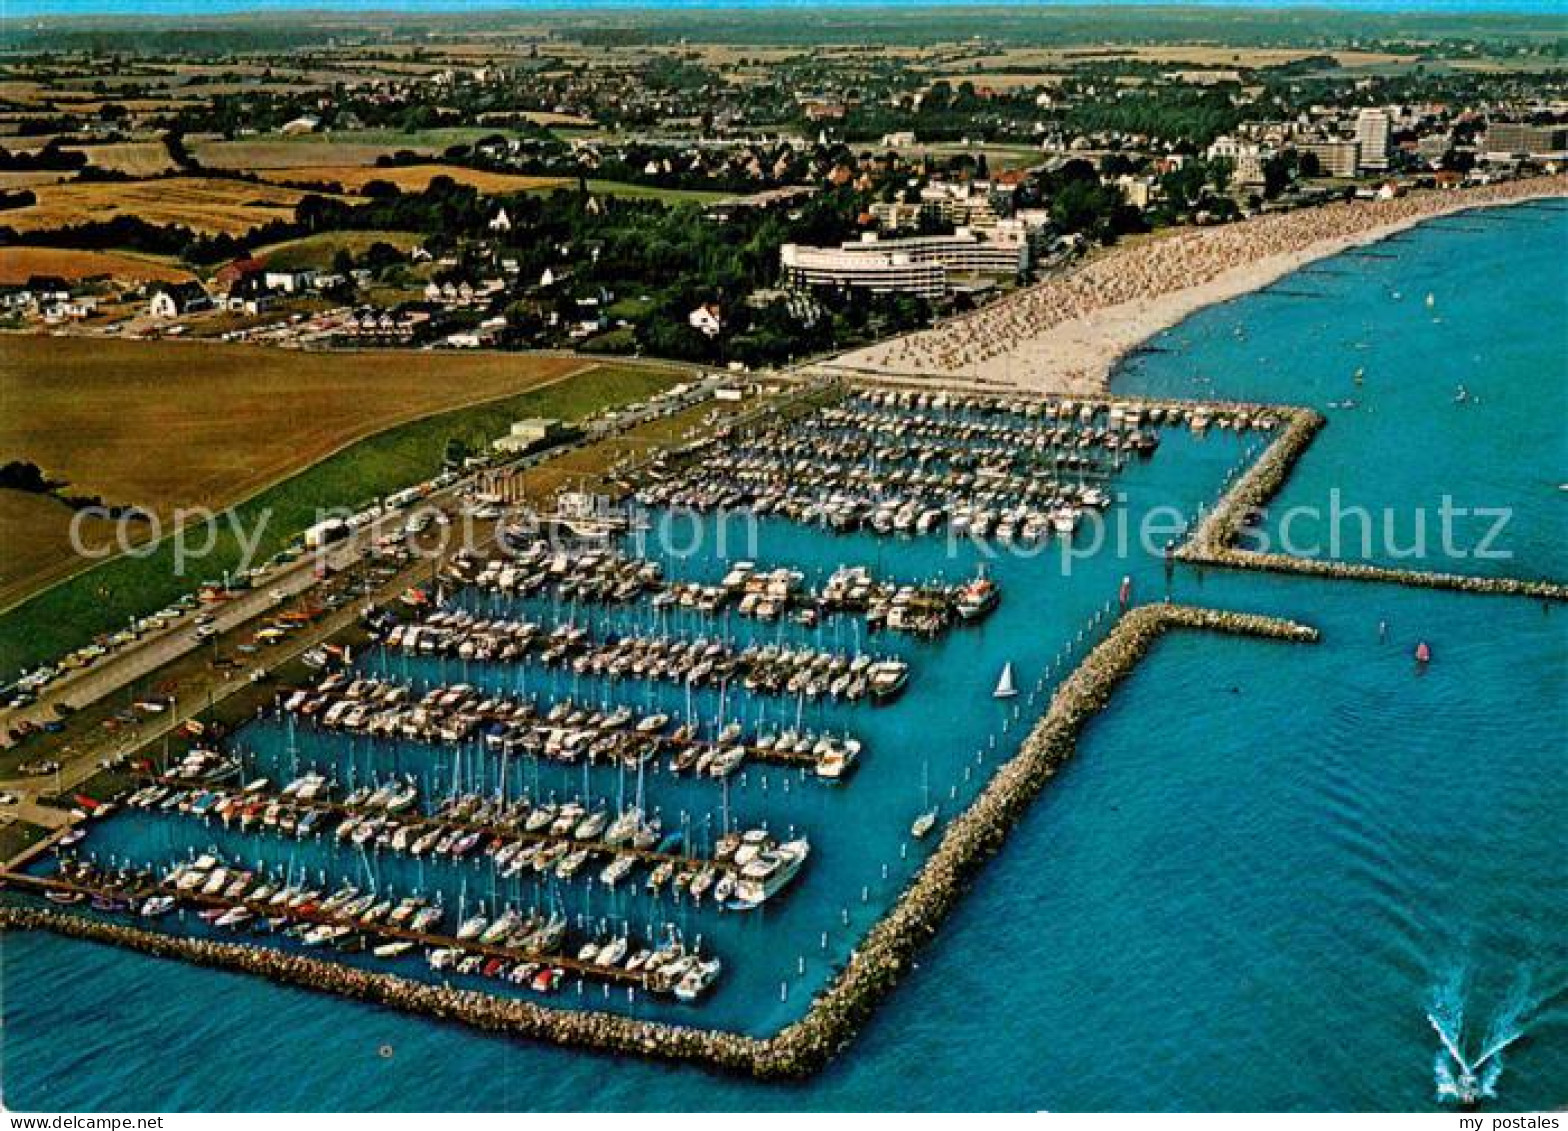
[825,176,1568,394]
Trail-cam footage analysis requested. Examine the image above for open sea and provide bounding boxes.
[2,200,1564,1112]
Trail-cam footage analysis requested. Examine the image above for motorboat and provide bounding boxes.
[727,838,810,910]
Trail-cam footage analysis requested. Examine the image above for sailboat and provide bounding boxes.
[993,661,1018,700]
[910,759,938,840]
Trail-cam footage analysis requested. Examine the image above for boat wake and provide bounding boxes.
[1426,964,1539,1106]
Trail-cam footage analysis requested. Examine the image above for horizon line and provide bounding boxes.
[7,0,1563,26]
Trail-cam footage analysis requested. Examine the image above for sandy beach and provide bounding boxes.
[823,174,1568,394]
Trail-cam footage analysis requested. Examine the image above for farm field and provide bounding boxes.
[256,163,732,204]
[0,337,606,527]
[0,355,685,673]
[882,141,1045,172]
[933,44,1415,70]
[930,72,1065,90]
[193,141,443,171]
[582,179,732,205]
[63,141,177,176]
[0,247,194,285]
[260,163,566,194]
[0,170,70,190]
[1,177,341,235]
[515,111,596,129]
[191,128,508,171]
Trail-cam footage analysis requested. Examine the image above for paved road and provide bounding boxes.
[0,374,731,788]
[2,498,408,736]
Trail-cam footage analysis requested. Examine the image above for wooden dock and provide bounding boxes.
[284,687,830,774]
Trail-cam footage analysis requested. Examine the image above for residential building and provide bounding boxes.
[1205,135,1269,187]
[214,258,266,294]
[1114,176,1155,209]
[1356,108,1392,171]
[493,418,569,455]
[1416,132,1454,163]
[1483,121,1568,161]
[688,302,723,338]
[918,181,1001,229]
[148,281,211,319]
[869,200,925,232]
[1300,138,1362,179]
[263,268,316,294]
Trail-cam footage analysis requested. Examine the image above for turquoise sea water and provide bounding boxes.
[1118,200,1568,580]
[3,201,1565,1112]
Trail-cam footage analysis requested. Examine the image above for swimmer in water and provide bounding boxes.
[1378,619,1388,643]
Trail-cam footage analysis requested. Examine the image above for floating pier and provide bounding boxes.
[128,770,738,879]
[277,669,863,777]
[630,387,1237,542]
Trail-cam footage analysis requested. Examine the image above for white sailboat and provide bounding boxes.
[993,661,1018,699]
[910,759,938,839]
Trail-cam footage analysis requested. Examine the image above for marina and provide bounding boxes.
[1,601,1324,1077]
[4,369,1270,1050]
[632,389,1278,543]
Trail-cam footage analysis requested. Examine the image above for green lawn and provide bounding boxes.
[0,363,678,678]
[606,295,655,321]
[580,180,732,206]
[0,819,49,866]
[254,230,423,271]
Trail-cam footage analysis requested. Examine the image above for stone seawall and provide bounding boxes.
[0,905,768,1073]
[755,603,1318,1076]
[1179,406,1568,602]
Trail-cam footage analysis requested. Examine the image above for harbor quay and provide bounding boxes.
[755,603,1320,1077]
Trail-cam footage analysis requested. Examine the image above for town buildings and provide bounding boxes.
[1483,121,1568,161]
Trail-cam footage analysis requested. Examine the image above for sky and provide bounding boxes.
[11,0,1564,20]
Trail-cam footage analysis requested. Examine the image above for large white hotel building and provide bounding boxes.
[780,227,1030,299]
